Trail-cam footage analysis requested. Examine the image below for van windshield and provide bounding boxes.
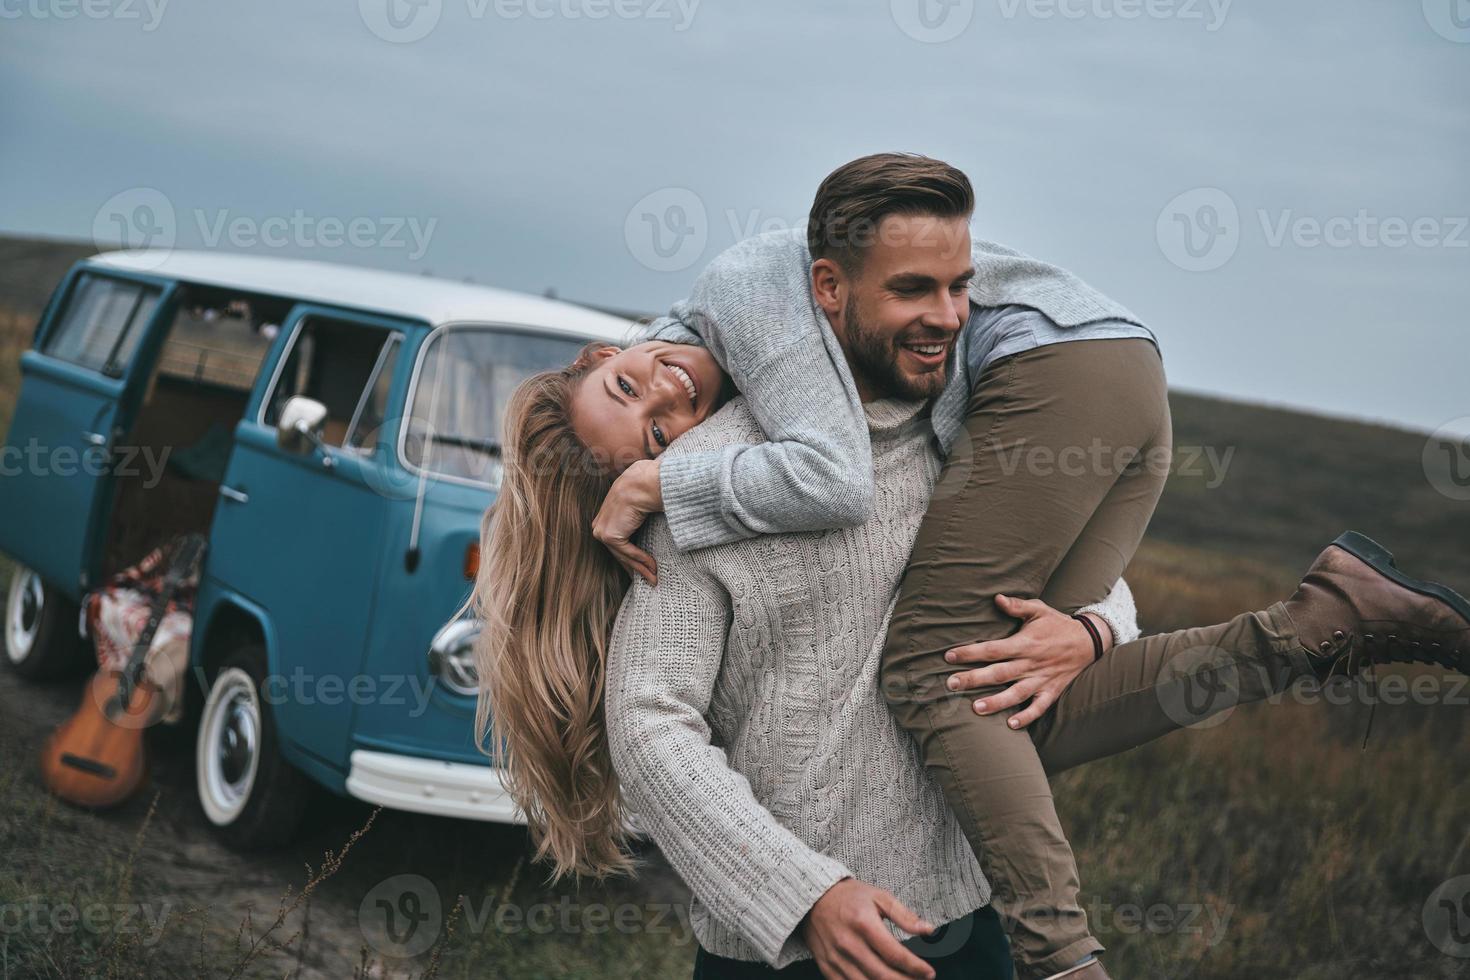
[403,326,590,488]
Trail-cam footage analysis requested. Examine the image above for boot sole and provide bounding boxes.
[1332,531,1470,626]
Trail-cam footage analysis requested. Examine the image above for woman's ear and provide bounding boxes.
[809,258,845,321]
[572,345,621,373]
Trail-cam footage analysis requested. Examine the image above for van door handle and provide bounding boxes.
[82,431,108,446]
[219,485,250,504]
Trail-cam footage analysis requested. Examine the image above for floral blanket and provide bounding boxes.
[84,535,203,726]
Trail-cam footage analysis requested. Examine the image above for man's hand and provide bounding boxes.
[943,595,1114,730]
[592,459,664,586]
[800,878,937,980]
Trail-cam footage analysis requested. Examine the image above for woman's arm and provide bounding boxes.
[633,229,876,552]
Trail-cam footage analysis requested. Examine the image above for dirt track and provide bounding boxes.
[0,567,691,979]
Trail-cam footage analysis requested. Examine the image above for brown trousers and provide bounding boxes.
[881,338,1309,979]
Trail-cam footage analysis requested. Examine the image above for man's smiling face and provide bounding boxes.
[823,212,973,402]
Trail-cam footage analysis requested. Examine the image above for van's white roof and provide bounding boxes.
[87,250,636,341]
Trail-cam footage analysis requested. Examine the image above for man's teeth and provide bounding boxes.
[907,343,946,355]
[668,363,698,404]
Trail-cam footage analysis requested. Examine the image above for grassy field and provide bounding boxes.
[0,236,1466,978]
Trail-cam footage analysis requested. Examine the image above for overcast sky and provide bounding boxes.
[1,0,1465,433]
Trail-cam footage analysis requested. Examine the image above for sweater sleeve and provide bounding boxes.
[605,516,852,965]
[643,231,875,552]
[1077,577,1140,646]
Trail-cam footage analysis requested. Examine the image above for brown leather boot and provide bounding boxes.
[1284,532,1470,681]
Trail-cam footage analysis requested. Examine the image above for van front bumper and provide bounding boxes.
[345,749,524,824]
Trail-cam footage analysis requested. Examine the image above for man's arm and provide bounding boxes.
[604,517,852,965]
[637,230,875,551]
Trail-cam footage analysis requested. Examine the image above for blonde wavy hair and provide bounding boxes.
[463,342,635,879]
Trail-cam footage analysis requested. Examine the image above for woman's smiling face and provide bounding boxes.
[569,341,725,473]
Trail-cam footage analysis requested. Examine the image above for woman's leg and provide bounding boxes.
[881,337,1172,980]
[1034,533,1470,773]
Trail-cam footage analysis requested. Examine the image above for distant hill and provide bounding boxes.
[1,232,1464,589]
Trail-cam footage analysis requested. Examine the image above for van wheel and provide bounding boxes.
[196,644,311,850]
[4,565,88,680]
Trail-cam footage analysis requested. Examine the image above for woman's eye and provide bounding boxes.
[652,421,667,448]
[618,377,634,396]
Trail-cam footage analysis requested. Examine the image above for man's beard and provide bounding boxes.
[842,294,953,401]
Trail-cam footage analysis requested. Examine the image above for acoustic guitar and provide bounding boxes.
[39,533,207,808]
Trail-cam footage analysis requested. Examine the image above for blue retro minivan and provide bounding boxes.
[0,250,631,847]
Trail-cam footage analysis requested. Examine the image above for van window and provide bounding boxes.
[262,316,397,449]
[42,274,161,375]
[402,327,587,487]
[345,335,402,453]
[156,296,277,393]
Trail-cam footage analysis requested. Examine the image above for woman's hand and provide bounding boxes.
[592,459,664,586]
[943,595,1114,730]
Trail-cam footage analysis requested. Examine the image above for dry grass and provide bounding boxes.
[0,308,36,445]
[1057,541,1470,979]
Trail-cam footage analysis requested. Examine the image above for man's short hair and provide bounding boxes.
[807,153,975,270]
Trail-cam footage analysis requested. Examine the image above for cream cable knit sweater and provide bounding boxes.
[606,395,1138,968]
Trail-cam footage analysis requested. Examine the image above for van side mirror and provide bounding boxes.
[276,396,330,456]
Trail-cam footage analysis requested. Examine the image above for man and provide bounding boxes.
[605,155,1470,979]
[604,154,1166,978]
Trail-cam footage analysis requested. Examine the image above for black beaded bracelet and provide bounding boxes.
[1072,613,1105,662]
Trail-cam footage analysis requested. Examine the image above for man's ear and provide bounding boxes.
[809,258,846,322]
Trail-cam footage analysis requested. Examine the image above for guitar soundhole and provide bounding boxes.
[60,753,117,779]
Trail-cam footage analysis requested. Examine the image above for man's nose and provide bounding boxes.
[922,292,965,333]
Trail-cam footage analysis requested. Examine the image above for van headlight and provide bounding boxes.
[428,618,480,697]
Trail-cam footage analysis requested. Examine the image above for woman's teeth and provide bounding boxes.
[667,363,698,405]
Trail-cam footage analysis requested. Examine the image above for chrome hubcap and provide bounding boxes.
[5,568,44,665]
